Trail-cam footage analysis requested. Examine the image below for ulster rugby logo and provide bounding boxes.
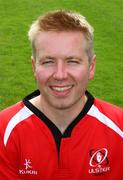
[88,148,111,175]
[89,148,108,167]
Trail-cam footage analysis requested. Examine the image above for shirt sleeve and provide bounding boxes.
[0,129,20,179]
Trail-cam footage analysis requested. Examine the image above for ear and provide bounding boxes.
[89,54,96,80]
[31,56,36,77]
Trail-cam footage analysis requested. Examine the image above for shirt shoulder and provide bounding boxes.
[0,102,24,126]
[94,98,123,120]
[0,101,33,145]
[87,98,123,137]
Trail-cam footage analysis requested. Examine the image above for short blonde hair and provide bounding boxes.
[28,10,94,61]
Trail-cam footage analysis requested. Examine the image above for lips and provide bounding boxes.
[50,85,73,92]
[49,85,73,97]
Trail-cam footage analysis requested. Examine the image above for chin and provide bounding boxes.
[50,100,75,110]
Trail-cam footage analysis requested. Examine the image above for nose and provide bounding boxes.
[53,60,68,80]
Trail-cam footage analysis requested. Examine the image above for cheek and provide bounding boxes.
[35,67,53,83]
[71,67,90,83]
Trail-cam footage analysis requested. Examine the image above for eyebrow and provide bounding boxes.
[38,55,56,61]
[66,56,82,61]
[38,55,82,62]
[43,56,55,59]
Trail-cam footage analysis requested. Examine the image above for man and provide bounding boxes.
[0,10,123,180]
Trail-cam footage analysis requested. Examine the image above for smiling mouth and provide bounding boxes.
[50,85,73,92]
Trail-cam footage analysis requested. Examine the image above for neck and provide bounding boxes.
[30,95,87,134]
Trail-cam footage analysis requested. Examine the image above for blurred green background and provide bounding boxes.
[0,0,123,110]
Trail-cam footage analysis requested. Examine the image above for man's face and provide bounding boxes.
[32,31,96,110]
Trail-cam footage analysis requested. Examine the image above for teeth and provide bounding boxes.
[51,86,72,92]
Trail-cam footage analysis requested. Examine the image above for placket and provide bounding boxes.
[53,137,73,179]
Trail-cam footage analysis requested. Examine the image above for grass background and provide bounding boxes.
[0,0,123,110]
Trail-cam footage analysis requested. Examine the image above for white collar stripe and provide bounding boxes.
[87,105,123,138]
[4,106,33,146]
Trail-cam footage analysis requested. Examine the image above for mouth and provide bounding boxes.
[50,85,73,92]
[49,85,73,96]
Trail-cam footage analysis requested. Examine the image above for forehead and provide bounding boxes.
[34,31,87,57]
[35,31,86,47]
